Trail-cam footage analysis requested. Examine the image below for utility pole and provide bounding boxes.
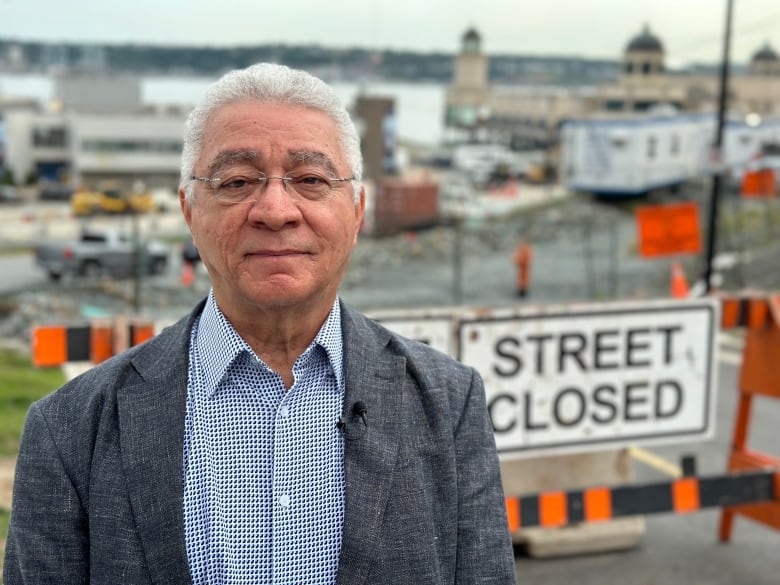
[703,0,734,293]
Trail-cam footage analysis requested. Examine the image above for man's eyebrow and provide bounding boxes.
[207,150,263,175]
[288,151,340,176]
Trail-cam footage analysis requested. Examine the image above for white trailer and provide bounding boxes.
[560,113,780,197]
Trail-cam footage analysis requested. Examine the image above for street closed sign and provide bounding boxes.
[458,298,719,457]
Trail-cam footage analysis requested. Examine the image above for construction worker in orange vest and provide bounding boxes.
[512,240,533,298]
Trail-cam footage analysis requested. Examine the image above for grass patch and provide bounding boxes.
[1,506,8,541]
[0,245,32,257]
[0,350,65,457]
[1,506,8,576]
[0,349,63,573]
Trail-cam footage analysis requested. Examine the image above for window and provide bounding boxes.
[647,136,657,159]
[81,139,183,153]
[33,127,67,147]
[671,135,680,155]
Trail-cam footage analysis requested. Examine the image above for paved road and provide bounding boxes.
[0,252,46,295]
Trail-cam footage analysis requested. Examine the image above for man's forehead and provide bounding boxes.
[206,149,339,175]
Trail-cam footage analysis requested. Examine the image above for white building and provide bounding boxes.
[1,75,186,191]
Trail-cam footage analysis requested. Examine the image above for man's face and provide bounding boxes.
[180,101,365,317]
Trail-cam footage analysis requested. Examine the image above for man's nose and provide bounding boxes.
[246,178,301,228]
[261,176,291,193]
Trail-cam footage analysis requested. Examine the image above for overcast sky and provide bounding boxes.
[1,0,779,65]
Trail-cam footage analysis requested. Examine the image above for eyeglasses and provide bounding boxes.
[189,171,355,205]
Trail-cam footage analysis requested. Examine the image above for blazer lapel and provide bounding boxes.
[337,305,407,585]
[117,309,201,584]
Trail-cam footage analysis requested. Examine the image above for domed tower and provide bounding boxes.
[622,24,665,78]
[749,42,780,76]
[454,27,488,90]
[446,27,490,132]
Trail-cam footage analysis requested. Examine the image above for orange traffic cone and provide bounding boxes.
[670,261,689,298]
[181,261,194,287]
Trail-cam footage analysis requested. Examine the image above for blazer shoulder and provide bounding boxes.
[341,302,476,390]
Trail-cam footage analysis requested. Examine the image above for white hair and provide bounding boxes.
[180,62,363,204]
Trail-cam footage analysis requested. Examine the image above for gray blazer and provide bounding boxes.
[4,301,516,584]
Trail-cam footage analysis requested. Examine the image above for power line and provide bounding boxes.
[671,8,780,61]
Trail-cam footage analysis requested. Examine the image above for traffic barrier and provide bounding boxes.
[506,467,779,530]
[719,293,780,329]
[32,318,155,367]
[670,261,689,298]
[719,292,780,541]
[503,293,780,552]
[181,260,195,287]
[512,241,533,298]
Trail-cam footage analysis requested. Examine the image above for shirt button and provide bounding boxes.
[279,405,289,418]
[279,494,291,507]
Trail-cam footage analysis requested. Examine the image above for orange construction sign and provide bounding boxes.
[741,168,777,198]
[636,201,702,258]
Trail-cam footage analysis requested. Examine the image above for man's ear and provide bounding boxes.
[354,186,366,240]
[179,187,193,231]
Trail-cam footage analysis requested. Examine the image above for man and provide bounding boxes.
[5,63,516,584]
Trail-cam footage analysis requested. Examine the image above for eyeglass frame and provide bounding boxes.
[188,171,356,205]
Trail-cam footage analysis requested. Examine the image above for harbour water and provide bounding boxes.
[0,72,447,146]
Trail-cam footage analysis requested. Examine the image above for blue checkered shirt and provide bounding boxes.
[183,292,345,584]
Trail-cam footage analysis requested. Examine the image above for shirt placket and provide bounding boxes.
[271,375,301,583]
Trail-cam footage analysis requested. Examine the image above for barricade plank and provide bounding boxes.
[130,322,155,346]
[90,322,114,364]
[505,497,520,533]
[540,492,567,528]
[32,326,68,367]
[673,477,700,514]
[584,487,612,523]
[30,319,155,367]
[507,470,776,529]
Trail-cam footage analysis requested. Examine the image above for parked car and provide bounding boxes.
[34,228,170,280]
[181,239,201,265]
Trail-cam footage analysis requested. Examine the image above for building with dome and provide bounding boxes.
[622,24,665,76]
[444,25,780,147]
[749,42,780,76]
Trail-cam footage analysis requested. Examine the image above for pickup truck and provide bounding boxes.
[34,229,170,281]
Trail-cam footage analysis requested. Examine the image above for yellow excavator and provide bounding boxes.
[71,181,155,216]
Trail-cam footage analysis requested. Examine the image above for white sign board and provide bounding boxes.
[371,310,453,356]
[458,298,719,458]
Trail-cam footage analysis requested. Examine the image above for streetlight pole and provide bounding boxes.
[703,0,734,293]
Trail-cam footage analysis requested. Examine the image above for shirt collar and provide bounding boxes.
[195,290,344,396]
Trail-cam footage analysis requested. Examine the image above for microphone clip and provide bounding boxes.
[336,401,368,438]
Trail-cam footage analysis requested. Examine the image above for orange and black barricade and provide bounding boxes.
[506,469,779,530]
[719,293,780,540]
[32,318,155,367]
